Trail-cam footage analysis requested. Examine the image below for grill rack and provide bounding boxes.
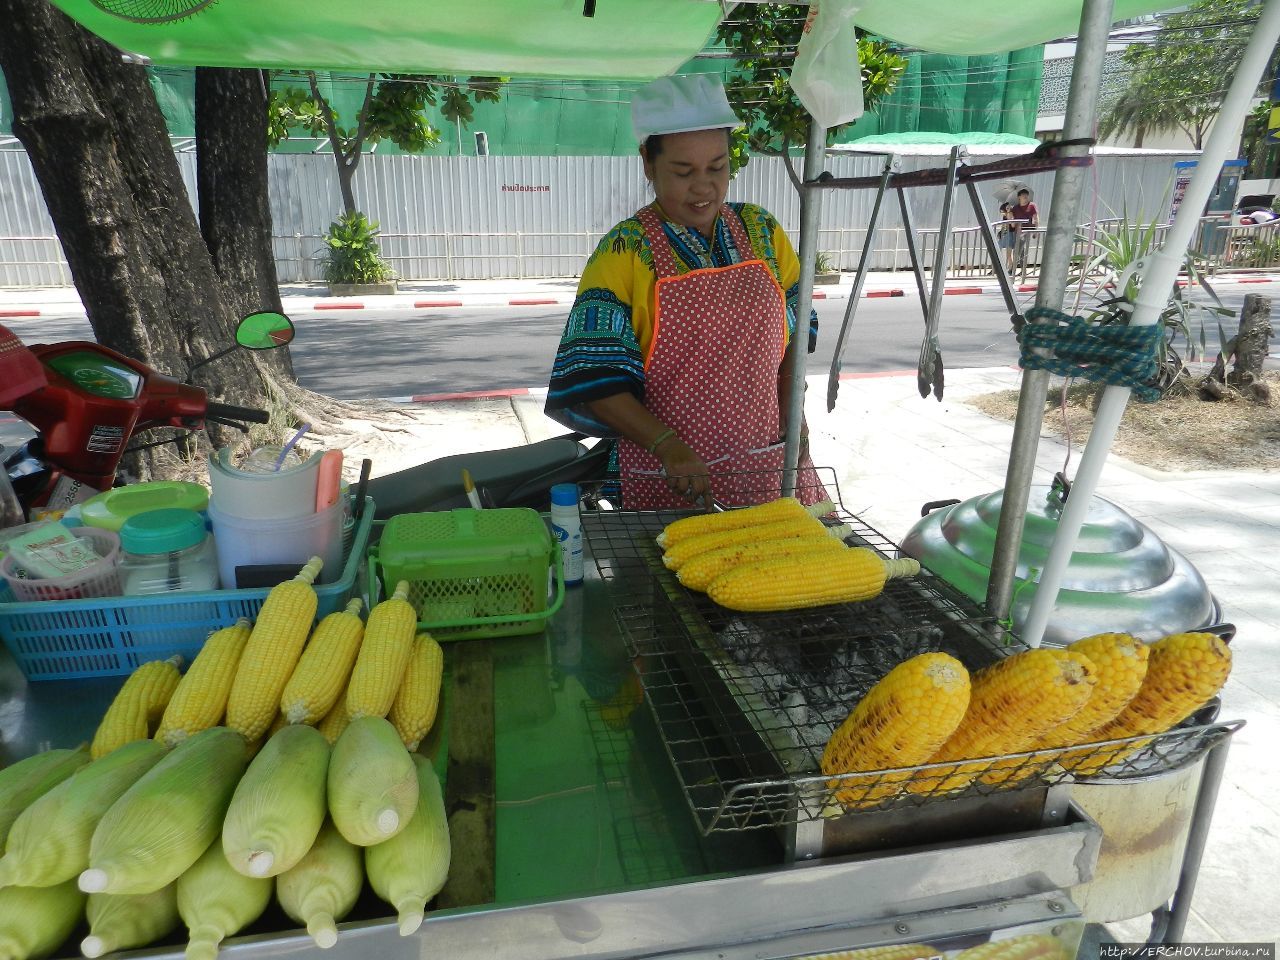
[582,471,1243,836]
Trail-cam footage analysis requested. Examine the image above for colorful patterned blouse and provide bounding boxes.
[544,201,818,436]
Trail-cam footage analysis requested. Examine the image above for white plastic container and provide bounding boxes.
[119,509,219,596]
[207,497,344,589]
[549,483,584,586]
[208,446,322,520]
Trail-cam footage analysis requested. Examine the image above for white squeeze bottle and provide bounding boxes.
[549,483,584,586]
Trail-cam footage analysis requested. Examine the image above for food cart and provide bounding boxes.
[1,0,1273,957]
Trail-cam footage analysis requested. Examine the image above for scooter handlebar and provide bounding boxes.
[204,401,270,425]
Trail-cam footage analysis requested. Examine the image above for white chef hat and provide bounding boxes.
[631,74,741,144]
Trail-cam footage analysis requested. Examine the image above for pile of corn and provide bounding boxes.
[820,630,1232,808]
[0,557,450,959]
[658,497,921,611]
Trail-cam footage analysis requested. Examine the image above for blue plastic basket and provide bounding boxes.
[0,497,375,681]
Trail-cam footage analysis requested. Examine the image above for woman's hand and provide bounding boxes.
[657,435,712,506]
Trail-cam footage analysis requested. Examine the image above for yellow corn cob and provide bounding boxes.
[345,582,417,721]
[226,557,324,742]
[282,598,365,725]
[82,886,181,959]
[0,746,91,854]
[1071,631,1231,776]
[953,933,1073,960]
[1036,633,1149,753]
[316,702,350,746]
[276,818,364,950]
[708,548,920,612]
[910,649,1096,794]
[0,739,166,888]
[389,633,445,750]
[177,834,273,960]
[0,879,85,960]
[155,620,252,748]
[91,656,184,760]
[677,534,848,592]
[804,946,945,960]
[656,496,812,549]
[821,653,971,806]
[661,514,827,570]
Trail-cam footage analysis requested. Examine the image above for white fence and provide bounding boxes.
[0,148,1198,287]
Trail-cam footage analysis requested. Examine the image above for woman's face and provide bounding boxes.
[642,129,731,237]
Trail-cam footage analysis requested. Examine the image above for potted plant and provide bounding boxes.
[814,251,841,285]
[322,211,397,296]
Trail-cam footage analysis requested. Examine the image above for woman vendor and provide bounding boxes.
[544,74,826,510]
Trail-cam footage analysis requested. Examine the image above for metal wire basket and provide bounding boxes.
[581,469,1243,837]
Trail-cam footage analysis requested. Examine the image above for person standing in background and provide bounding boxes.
[1010,188,1039,277]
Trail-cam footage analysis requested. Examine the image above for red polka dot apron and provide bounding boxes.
[617,204,827,510]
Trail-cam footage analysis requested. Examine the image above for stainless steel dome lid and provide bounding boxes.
[899,485,1217,646]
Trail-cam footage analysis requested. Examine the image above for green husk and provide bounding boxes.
[364,754,450,936]
[223,724,330,878]
[177,839,272,960]
[81,885,180,958]
[0,739,166,888]
[0,879,85,960]
[81,727,248,895]
[327,717,418,846]
[276,818,364,949]
[0,747,91,854]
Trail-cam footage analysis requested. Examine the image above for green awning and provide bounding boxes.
[47,0,1181,77]
[46,0,724,79]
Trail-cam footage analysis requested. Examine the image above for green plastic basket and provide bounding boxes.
[368,507,564,640]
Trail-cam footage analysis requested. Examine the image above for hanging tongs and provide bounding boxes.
[916,146,964,401]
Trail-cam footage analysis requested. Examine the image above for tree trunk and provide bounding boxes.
[1228,294,1274,402]
[336,156,357,217]
[0,0,275,475]
[195,66,294,379]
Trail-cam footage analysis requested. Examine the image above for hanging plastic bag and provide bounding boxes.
[789,1,865,130]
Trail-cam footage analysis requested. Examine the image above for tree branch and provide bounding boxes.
[345,73,377,165]
[308,71,347,170]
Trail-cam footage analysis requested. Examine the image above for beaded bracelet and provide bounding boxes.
[646,427,677,454]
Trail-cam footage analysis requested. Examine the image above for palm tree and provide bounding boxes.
[1098,72,1183,149]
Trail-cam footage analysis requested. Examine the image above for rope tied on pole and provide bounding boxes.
[1019,305,1165,402]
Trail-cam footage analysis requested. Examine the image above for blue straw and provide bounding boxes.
[274,423,311,471]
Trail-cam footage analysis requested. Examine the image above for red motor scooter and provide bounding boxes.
[2,311,294,519]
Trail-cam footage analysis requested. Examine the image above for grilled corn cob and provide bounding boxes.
[821,653,971,806]
[346,583,417,721]
[953,933,1073,960]
[0,879,85,960]
[656,496,812,549]
[1071,631,1231,776]
[911,649,1096,794]
[276,819,364,950]
[389,633,445,750]
[328,716,419,846]
[177,836,273,960]
[364,754,450,936]
[708,548,920,612]
[155,620,252,748]
[661,515,827,570]
[0,739,166,888]
[282,599,365,725]
[91,656,183,760]
[80,727,248,896]
[226,558,324,742]
[677,534,848,592]
[81,886,181,959]
[1037,633,1149,751]
[803,946,945,960]
[0,747,90,854]
[222,724,330,879]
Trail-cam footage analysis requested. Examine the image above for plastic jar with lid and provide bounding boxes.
[119,508,220,596]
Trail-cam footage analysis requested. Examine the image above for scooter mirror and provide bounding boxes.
[235,311,295,350]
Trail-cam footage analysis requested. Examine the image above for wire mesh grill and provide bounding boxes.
[91,0,218,22]
[582,470,1243,836]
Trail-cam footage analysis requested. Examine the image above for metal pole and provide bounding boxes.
[825,156,895,412]
[918,146,962,401]
[783,118,827,497]
[984,0,1116,623]
[965,180,1021,320]
[1020,0,1280,647]
[1163,737,1232,942]
[897,187,930,317]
